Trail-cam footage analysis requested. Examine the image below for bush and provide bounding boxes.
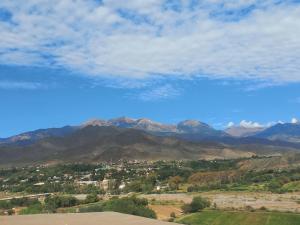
[259,206,267,211]
[103,196,156,219]
[84,193,99,204]
[78,196,156,219]
[19,203,44,215]
[0,197,40,210]
[79,204,104,213]
[0,200,12,209]
[45,195,79,212]
[267,181,282,192]
[182,196,210,214]
[6,209,14,215]
[170,212,176,218]
[168,217,175,222]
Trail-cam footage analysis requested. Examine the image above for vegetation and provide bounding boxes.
[1,159,300,197]
[44,195,79,212]
[78,196,156,219]
[177,211,300,225]
[0,197,40,210]
[1,158,300,221]
[182,196,211,214]
[103,196,156,219]
[84,193,99,204]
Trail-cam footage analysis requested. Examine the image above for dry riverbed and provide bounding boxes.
[142,192,300,213]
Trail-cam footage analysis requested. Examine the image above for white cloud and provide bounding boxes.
[0,1,300,84]
[233,119,286,128]
[0,81,44,90]
[239,120,264,128]
[291,118,299,124]
[227,122,235,127]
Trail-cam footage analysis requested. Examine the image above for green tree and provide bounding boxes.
[182,196,210,214]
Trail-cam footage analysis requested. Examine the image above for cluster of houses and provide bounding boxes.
[0,160,173,194]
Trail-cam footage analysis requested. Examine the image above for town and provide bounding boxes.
[1,156,300,221]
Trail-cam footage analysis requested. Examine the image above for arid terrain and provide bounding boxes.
[1,212,176,225]
[143,192,300,213]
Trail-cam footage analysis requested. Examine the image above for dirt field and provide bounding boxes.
[143,192,300,213]
[149,205,182,220]
[1,212,176,225]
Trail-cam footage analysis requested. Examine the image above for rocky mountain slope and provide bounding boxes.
[1,118,300,166]
[254,122,300,143]
[0,126,254,167]
[225,126,265,137]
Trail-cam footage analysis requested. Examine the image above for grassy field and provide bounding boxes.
[177,211,300,225]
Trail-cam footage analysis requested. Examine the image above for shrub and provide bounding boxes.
[45,195,79,212]
[259,206,267,211]
[79,204,104,213]
[6,209,14,215]
[103,196,156,219]
[182,196,210,214]
[245,205,255,212]
[0,197,40,210]
[19,203,44,215]
[170,212,176,218]
[84,193,99,204]
[0,200,12,209]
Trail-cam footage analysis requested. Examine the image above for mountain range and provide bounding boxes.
[1,117,300,166]
[0,117,228,146]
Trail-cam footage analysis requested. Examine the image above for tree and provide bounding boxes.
[182,196,210,214]
[168,176,183,190]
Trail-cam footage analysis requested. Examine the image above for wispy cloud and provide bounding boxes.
[137,84,181,101]
[0,1,300,85]
[0,81,44,90]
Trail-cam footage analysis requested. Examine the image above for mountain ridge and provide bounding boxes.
[2,117,300,146]
[0,125,256,167]
[1,117,300,167]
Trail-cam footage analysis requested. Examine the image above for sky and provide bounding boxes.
[0,0,300,137]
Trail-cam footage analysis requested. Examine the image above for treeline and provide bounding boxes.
[0,197,40,210]
[18,195,155,219]
[80,196,156,219]
[186,167,300,193]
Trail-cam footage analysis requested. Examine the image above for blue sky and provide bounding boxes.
[0,0,300,137]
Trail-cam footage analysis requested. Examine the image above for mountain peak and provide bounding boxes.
[82,119,110,127]
[178,120,210,128]
[136,118,155,124]
[109,116,136,123]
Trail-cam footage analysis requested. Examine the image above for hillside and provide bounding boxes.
[0,126,255,167]
[225,126,265,137]
[1,125,300,167]
[1,118,300,166]
[255,122,300,143]
[0,117,228,146]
